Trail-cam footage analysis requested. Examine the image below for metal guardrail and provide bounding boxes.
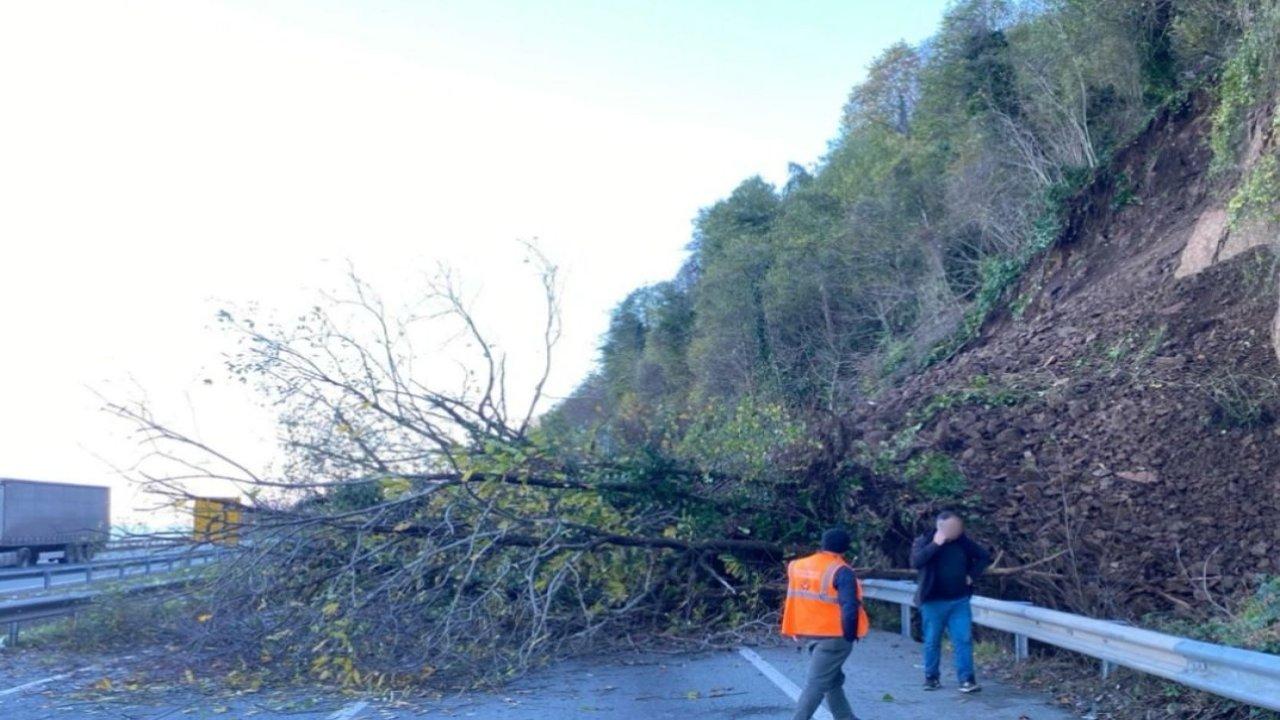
[0,578,193,646]
[862,579,1280,712]
[0,590,97,645]
[104,536,185,553]
[0,549,221,592]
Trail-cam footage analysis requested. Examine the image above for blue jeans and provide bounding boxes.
[920,596,975,683]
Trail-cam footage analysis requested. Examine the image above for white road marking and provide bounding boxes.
[737,647,834,720]
[0,667,96,697]
[0,655,136,699]
[327,700,369,719]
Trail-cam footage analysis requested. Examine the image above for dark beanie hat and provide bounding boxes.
[821,528,851,553]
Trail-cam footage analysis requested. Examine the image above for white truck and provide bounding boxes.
[0,478,110,566]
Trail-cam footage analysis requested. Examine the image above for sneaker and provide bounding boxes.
[958,680,982,693]
[923,677,941,691]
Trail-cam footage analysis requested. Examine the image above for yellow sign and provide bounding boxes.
[193,497,241,545]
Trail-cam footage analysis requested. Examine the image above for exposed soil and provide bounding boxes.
[852,95,1280,617]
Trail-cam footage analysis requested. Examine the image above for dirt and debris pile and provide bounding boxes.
[853,96,1280,617]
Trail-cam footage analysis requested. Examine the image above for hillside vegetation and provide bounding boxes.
[551,0,1280,613]
[115,0,1280,708]
[567,0,1278,420]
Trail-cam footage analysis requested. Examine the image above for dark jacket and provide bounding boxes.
[909,533,992,607]
[831,565,863,642]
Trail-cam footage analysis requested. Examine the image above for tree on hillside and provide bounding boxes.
[687,177,781,397]
[844,42,922,136]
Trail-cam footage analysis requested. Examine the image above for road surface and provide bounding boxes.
[0,630,1077,719]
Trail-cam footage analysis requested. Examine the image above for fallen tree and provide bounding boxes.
[110,252,834,689]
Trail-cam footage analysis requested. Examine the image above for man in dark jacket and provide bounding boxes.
[910,511,991,693]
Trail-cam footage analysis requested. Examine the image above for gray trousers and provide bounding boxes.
[792,637,855,720]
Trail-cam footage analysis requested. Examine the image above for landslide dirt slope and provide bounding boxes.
[855,96,1280,616]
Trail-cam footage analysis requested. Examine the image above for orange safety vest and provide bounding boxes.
[780,551,870,639]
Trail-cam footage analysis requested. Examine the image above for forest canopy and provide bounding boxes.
[560,0,1276,424]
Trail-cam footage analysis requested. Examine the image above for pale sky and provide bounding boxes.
[0,0,949,525]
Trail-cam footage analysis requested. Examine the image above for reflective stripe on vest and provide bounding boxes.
[786,588,839,603]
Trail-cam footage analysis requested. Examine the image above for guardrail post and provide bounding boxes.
[117,563,125,579]
[145,558,153,575]
[7,621,16,647]
[43,569,52,590]
[1011,601,1032,662]
[899,602,912,640]
[1101,619,1130,679]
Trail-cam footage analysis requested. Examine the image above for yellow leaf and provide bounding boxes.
[196,613,213,623]
[321,601,341,617]
[392,521,412,532]
[184,669,196,684]
[92,677,113,691]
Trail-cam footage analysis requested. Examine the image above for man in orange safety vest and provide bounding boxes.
[780,528,869,720]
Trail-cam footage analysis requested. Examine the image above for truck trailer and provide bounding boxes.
[0,478,110,566]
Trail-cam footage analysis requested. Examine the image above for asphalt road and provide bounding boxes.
[0,631,1078,719]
